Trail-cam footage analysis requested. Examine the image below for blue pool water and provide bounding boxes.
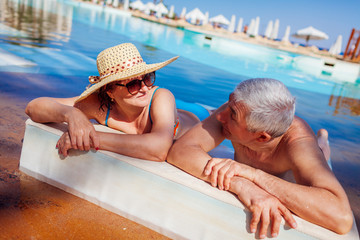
[1,0,360,223]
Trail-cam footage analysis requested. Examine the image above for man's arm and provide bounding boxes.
[167,104,297,238]
[207,119,353,234]
[168,104,227,178]
[275,119,352,234]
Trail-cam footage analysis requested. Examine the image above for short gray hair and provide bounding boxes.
[233,78,295,138]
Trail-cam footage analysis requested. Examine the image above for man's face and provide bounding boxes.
[216,93,256,145]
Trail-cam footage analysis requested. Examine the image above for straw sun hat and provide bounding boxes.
[75,43,178,103]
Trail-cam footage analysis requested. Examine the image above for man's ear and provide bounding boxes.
[256,132,272,143]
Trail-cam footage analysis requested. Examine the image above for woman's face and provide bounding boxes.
[107,74,154,108]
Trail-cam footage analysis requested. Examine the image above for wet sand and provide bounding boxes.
[0,94,169,239]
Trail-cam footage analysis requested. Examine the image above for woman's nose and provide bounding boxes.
[140,80,149,91]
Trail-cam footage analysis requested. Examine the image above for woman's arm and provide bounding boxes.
[56,89,177,161]
[99,88,177,161]
[25,96,79,123]
[26,96,99,151]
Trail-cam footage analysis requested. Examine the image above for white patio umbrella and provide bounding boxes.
[123,0,129,10]
[209,14,230,26]
[203,11,209,25]
[236,17,243,33]
[247,18,255,36]
[228,15,236,33]
[180,7,186,19]
[292,26,329,46]
[253,16,260,36]
[264,20,273,38]
[329,35,343,55]
[130,0,145,11]
[168,5,175,18]
[112,0,119,8]
[282,25,291,42]
[270,19,279,40]
[185,8,206,24]
[144,2,156,15]
[155,2,168,18]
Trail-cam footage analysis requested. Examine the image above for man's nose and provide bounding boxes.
[216,108,228,123]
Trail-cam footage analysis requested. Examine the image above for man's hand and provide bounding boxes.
[232,178,297,238]
[204,158,256,190]
[204,158,297,238]
[65,108,99,151]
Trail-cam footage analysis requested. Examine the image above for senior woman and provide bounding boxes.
[26,43,201,161]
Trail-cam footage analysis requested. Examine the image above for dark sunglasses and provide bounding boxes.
[115,72,155,95]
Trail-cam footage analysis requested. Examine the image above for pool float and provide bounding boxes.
[175,99,212,121]
[19,119,358,240]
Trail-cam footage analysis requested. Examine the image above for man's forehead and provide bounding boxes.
[229,93,247,114]
[229,92,235,102]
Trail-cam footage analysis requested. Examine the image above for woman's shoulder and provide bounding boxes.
[151,87,175,102]
[153,87,173,96]
[74,93,103,119]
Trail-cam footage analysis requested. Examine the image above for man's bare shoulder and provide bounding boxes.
[283,116,316,144]
[277,116,321,170]
[281,116,327,174]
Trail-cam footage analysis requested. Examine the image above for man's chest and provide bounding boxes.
[233,145,291,176]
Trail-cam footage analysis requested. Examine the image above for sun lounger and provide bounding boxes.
[20,119,359,240]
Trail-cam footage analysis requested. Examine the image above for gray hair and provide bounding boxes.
[233,78,296,138]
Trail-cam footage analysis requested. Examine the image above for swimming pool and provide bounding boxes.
[1,0,360,226]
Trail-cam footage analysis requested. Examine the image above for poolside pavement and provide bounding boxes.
[0,94,169,239]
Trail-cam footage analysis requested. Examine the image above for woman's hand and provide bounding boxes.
[65,108,99,151]
[56,131,72,157]
[56,130,99,157]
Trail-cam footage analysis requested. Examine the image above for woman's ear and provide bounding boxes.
[106,89,114,100]
[256,132,272,143]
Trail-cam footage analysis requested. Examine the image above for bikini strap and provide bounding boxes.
[149,87,161,124]
[105,104,111,127]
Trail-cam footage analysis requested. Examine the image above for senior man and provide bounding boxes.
[167,78,352,238]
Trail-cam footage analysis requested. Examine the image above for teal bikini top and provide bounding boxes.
[105,87,160,127]
[104,87,179,137]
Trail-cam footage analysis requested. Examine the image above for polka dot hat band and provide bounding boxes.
[76,43,178,103]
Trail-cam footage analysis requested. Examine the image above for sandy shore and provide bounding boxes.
[0,94,169,239]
